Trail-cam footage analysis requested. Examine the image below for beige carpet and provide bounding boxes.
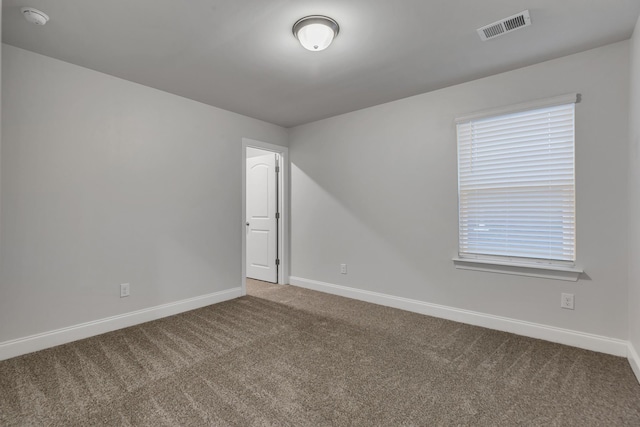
[1,279,639,426]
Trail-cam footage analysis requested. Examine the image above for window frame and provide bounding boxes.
[452,94,583,281]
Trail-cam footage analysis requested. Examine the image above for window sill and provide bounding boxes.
[452,257,583,282]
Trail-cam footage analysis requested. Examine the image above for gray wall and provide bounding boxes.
[0,5,3,312]
[289,41,630,339]
[246,147,271,159]
[0,45,288,342]
[629,17,640,352]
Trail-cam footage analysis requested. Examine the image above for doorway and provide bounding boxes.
[241,138,289,295]
[246,147,278,283]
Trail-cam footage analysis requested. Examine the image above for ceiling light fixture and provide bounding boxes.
[21,7,49,25]
[292,15,339,52]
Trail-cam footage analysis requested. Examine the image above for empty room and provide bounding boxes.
[2,0,640,425]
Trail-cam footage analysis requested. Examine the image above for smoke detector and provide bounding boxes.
[477,10,531,41]
[21,7,49,25]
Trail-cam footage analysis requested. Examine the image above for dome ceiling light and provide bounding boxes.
[21,7,49,25]
[292,15,339,52]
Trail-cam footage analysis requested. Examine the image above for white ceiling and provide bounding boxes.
[3,1,640,128]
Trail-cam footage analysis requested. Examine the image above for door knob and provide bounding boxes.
[246,222,250,226]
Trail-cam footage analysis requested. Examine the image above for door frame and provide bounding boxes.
[241,138,289,294]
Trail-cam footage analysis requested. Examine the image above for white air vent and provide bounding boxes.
[477,10,531,41]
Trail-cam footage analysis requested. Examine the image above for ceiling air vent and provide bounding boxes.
[477,10,531,41]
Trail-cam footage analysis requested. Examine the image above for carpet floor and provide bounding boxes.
[1,279,639,426]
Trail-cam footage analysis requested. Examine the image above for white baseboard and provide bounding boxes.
[0,287,241,361]
[628,342,640,383]
[289,277,628,357]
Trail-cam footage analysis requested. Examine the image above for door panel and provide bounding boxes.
[248,230,269,267]
[246,153,277,283]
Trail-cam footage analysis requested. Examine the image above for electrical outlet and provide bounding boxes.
[120,283,130,298]
[340,264,347,274]
[561,293,574,310]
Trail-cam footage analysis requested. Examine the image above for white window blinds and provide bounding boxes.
[456,101,576,263]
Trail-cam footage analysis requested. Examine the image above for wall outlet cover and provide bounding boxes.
[120,283,130,298]
[561,293,574,310]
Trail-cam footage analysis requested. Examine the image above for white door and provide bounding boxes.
[246,153,278,283]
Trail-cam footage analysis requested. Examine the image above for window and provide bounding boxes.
[456,95,577,267]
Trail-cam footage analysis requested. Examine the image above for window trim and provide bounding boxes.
[452,257,583,282]
[455,93,579,124]
[453,93,582,280]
